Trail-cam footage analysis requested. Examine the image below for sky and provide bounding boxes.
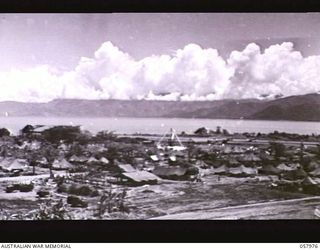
[0,13,320,102]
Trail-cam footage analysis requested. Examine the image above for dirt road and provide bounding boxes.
[151,196,320,219]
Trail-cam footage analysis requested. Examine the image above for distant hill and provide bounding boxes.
[0,93,320,121]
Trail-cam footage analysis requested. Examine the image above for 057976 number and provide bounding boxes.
[300,244,318,248]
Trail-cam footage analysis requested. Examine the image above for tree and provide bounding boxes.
[269,142,286,159]
[95,130,117,142]
[42,126,82,144]
[222,129,229,136]
[20,125,34,135]
[216,126,221,134]
[43,144,59,178]
[105,146,119,165]
[0,128,10,137]
[26,149,39,175]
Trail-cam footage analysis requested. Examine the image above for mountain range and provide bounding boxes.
[0,93,320,121]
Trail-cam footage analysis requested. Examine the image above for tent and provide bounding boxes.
[99,157,110,165]
[150,155,159,162]
[258,165,281,175]
[169,155,177,162]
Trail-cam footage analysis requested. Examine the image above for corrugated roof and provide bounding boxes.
[153,166,187,177]
[118,164,136,173]
[33,125,52,133]
[122,171,160,183]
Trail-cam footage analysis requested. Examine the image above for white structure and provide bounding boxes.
[156,128,186,151]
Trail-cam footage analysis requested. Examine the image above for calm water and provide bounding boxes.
[0,117,320,135]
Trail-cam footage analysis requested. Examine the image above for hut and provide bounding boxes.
[276,163,295,172]
[69,155,81,162]
[69,155,88,163]
[309,167,320,177]
[305,160,320,172]
[228,166,243,177]
[239,154,260,162]
[194,127,211,136]
[213,165,228,175]
[241,166,258,176]
[233,146,246,154]
[258,165,281,175]
[36,157,48,165]
[282,168,308,181]
[228,165,257,177]
[5,159,29,172]
[302,177,320,194]
[87,156,100,164]
[227,158,239,167]
[52,158,73,170]
[0,157,14,170]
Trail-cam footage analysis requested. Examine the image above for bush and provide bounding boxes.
[37,190,50,198]
[58,183,99,197]
[42,126,82,144]
[5,183,34,193]
[33,199,71,220]
[57,184,68,193]
[0,128,10,137]
[67,195,88,208]
[95,187,129,218]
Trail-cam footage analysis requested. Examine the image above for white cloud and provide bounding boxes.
[0,41,319,102]
[226,42,320,99]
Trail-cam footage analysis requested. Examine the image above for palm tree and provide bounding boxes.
[26,149,38,175]
[43,144,59,178]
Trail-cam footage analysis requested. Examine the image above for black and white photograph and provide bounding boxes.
[1,13,320,221]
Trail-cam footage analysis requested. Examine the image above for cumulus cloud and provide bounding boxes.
[226,42,320,99]
[0,40,320,102]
